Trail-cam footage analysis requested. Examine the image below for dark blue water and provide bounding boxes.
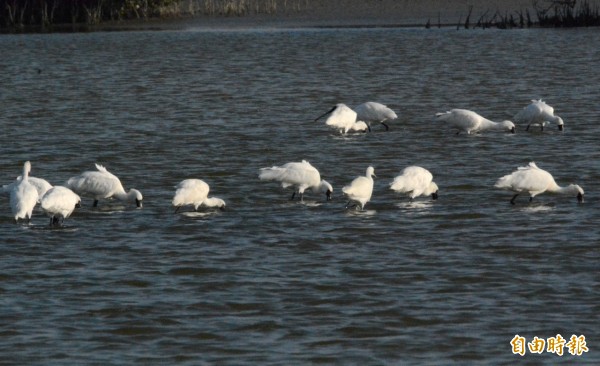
[0,26,599,364]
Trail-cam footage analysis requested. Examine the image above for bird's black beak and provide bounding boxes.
[558,124,564,131]
[577,193,584,203]
[219,206,226,211]
[75,202,82,209]
[315,106,336,122]
[326,190,332,201]
[136,199,143,208]
[432,192,438,200]
[510,127,516,134]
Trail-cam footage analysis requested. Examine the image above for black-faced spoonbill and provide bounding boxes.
[66,163,143,208]
[314,103,357,134]
[494,162,583,205]
[390,166,439,201]
[259,160,333,201]
[436,109,516,135]
[172,179,226,213]
[343,166,375,210]
[9,161,39,223]
[513,99,564,131]
[354,102,398,131]
[40,186,81,226]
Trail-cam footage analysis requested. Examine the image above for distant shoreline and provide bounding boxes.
[2,0,599,33]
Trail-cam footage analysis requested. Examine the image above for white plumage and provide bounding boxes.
[513,99,564,131]
[436,109,516,135]
[390,166,439,200]
[259,160,332,201]
[66,163,143,208]
[40,186,81,226]
[343,166,375,210]
[172,179,226,213]
[349,120,369,133]
[9,161,39,223]
[3,176,53,200]
[494,162,583,204]
[354,102,398,131]
[314,103,357,134]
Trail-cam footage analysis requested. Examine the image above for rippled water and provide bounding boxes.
[1,26,599,364]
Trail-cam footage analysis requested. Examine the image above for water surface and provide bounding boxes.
[0,26,599,364]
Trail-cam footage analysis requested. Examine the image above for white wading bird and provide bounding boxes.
[494,162,583,205]
[354,102,398,131]
[390,166,439,201]
[343,166,375,210]
[3,175,53,199]
[436,109,516,135]
[259,160,333,201]
[40,186,81,226]
[172,179,226,213]
[9,161,39,223]
[66,163,143,208]
[314,103,358,134]
[513,99,564,132]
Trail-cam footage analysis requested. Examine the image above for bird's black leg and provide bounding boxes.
[526,124,531,131]
[93,200,99,207]
[290,191,296,200]
[540,124,544,132]
[529,196,533,202]
[510,194,519,205]
[381,122,389,131]
[367,125,372,132]
[174,206,180,214]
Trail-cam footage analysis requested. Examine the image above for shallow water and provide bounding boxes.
[1,26,599,364]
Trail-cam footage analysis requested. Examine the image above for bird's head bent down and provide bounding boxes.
[320,180,333,201]
[500,120,516,134]
[130,189,143,208]
[430,182,439,200]
[572,185,584,203]
[557,117,565,131]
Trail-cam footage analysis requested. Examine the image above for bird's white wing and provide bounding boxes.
[67,171,120,198]
[343,176,371,196]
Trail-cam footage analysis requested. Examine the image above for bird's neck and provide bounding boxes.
[113,189,131,201]
[549,184,578,195]
[480,118,500,129]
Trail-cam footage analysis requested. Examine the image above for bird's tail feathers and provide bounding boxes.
[494,175,512,189]
[95,163,107,173]
[258,167,284,181]
[389,177,407,191]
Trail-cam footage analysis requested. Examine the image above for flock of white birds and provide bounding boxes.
[2,99,583,226]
